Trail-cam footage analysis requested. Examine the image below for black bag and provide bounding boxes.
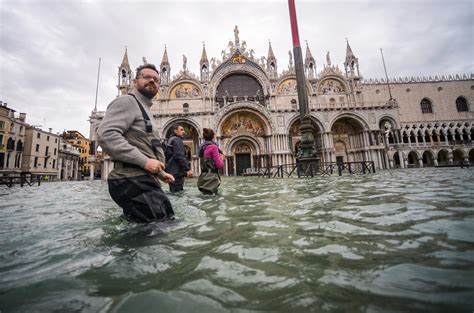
[197,157,220,195]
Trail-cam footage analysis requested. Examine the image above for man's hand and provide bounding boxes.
[186,170,193,177]
[144,159,165,174]
[158,171,175,183]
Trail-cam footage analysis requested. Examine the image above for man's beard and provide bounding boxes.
[139,85,158,99]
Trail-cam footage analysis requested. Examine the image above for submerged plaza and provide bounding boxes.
[1,10,474,313]
[1,169,473,312]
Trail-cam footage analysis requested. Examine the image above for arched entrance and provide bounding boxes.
[453,149,465,165]
[233,140,253,175]
[288,118,322,159]
[438,149,449,166]
[422,151,435,167]
[330,116,366,163]
[393,152,401,168]
[219,109,269,175]
[407,151,419,167]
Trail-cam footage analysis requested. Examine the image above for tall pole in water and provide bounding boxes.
[89,57,101,180]
[94,57,101,111]
[288,0,319,174]
[380,48,393,101]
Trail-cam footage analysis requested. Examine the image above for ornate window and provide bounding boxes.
[183,103,189,113]
[420,98,433,114]
[456,96,468,112]
[216,74,264,107]
[7,138,15,150]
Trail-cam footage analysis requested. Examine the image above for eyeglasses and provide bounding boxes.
[139,74,160,83]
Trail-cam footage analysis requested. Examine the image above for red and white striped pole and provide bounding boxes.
[288,0,318,168]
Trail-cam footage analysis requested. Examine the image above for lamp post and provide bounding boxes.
[288,0,319,175]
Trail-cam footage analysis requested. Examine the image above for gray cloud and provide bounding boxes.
[1,0,472,136]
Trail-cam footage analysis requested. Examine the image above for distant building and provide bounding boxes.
[58,138,80,180]
[0,102,27,175]
[22,127,60,179]
[0,103,10,172]
[61,130,91,175]
[90,27,474,178]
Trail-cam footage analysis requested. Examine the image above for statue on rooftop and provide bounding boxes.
[234,25,239,45]
[326,51,332,67]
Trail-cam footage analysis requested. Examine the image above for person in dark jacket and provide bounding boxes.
[97,64,175,223]
[166,124,193,192]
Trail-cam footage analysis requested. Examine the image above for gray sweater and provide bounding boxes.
[97,89,157,168]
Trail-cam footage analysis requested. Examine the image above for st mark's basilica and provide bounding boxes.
[89,26,474,178]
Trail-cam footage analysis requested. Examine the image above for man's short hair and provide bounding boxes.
[135,64,159,79]
[171,124,181,133]
[203,128,215,141]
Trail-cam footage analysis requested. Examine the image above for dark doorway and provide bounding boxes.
[336,156,344,164]
[235,153,251,176]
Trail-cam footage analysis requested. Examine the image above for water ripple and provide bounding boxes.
[0,168,473,312]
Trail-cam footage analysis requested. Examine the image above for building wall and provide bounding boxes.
[0,104,28,174]
[58,139,80,180]
[0,105,10,170]
[22,127,60,177]
[63,131,91,174]
[362,79,474,122]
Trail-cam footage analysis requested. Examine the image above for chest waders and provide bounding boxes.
[197,145,221,195]
[107,93,175,223]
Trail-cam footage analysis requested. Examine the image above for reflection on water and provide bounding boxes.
[1,168,473,312]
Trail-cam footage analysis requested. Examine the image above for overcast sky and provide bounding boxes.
[1,0,473,137]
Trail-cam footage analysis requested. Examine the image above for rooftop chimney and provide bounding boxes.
[19,113,26,122]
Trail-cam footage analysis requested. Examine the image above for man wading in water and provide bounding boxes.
[98,64,175,223]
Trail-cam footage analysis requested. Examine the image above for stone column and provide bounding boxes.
[58,157,63,180]
[89,163,95,180]
[75,159,79,180]
[399,152,405,168]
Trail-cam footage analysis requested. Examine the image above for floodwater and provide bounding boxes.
[0,168,473,313]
